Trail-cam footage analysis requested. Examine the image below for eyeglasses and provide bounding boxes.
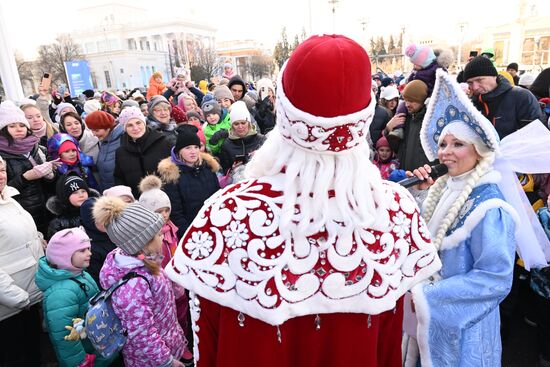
[153,107,170,113]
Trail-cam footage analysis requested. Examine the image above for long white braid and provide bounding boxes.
[427,155,495,250]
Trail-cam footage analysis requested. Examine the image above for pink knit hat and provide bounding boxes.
[405,44,436,69]
[46,227,91,273]
[0,101,29,131]
[118,106,146,126]
[103,185,135,202]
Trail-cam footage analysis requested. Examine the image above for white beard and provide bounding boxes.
[245,131,391,241]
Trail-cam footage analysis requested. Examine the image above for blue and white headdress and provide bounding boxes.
[420,69,550,270]
[420,69,500,161]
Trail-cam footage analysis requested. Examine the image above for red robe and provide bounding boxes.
[166,173,440,366]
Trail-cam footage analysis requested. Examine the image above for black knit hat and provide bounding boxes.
[175,124,201,153]
[57,172,90,205]
[463,56,498,81]
[507,62,518,72]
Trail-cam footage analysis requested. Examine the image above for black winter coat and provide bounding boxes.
[386,106,434,171]
[219,132,266,172]
[158,154,221,238]
[254,98,276,134]
[369,105,392,148]
[45,189,99,240]
[472,75,545,139]
[80,198,116,287]
[114,128,172,198]
[0,145,54,235]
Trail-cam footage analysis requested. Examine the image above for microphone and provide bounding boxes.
[397,164,448,188]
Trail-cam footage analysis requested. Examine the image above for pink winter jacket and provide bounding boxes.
[100,249,185,367]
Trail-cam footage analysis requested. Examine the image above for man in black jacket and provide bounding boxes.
[464,56,544,139]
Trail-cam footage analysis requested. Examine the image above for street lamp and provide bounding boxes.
[457,22,467,70]
[328,0,340,33]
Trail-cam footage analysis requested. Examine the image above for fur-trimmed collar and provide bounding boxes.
[158,152,220,184]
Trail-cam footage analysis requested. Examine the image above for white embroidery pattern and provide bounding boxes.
[184,231,214,260]
[168,177,439,325]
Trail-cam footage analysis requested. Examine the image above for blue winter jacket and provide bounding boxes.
[96,123,124,191]
[35,257,116,367]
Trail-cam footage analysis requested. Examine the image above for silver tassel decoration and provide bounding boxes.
[314,314,321,331]
[237,312,245,327]
[276,325,282,343]
[367,315,372,328]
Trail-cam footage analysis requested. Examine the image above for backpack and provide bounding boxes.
[85,271,150,358]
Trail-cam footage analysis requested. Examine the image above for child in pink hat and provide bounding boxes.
[36,227,117,366]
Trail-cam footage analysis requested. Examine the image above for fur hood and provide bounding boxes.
[158,152,220,184]
[434,48,454,70]
[46,189,100,215]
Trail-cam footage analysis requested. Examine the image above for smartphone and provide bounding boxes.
[59,84,67,96]
[469,51,479,58]
[40,73,51,90]
[234,154,246,164]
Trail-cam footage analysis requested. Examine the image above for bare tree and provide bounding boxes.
[16,52,37,91]
[245,56,275,81]
[188,41,222,82]
[36,34,85,87]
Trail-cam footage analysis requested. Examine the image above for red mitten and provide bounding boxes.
[78,354,96,367]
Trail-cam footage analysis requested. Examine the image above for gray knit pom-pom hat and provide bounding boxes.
[93,196,164,255]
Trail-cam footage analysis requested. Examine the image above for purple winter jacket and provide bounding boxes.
[100,248,185,367]
[406,60,440,96]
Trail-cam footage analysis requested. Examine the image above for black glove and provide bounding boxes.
[210,129,229,145]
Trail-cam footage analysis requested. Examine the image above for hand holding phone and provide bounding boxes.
[39,73,51,95]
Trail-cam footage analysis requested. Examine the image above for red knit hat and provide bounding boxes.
[85,110,115,130]
[171,105,187,124]
[277,35,376,153]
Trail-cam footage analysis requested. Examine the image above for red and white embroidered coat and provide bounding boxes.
[166,173,441,367]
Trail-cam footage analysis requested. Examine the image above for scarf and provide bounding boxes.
[32,123,47,138]
[0,134,40,155]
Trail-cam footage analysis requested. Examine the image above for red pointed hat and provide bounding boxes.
[277,34,375,153]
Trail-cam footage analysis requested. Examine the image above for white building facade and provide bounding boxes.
[72,3,216,91]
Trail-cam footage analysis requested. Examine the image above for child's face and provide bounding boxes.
[120,195,134,204]
[184,99,195,111]
[155,207,171,223]
[377,146,393,161]
[60,149,78,162]
[188,116,200,125]
[71,246,92,269]
[179,145,200,165]
[386,98,399,110]
[218,98,232,109]
[145,232,163,255]
[69,189,89,207]
[206,113,220,125]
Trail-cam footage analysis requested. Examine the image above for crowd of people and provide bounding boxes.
[0,35,550,367]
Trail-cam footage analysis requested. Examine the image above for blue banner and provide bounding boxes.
[64,60,93,97]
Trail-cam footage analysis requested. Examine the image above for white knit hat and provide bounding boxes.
[519,73,536,87]
[229,101,251,123]
[256,78,274,101]
[0,101,29,130]
[83,99,101,115]
[380,86,400,101]
[139,175,171,211]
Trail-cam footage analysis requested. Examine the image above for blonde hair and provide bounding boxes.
[20,103,59,138]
